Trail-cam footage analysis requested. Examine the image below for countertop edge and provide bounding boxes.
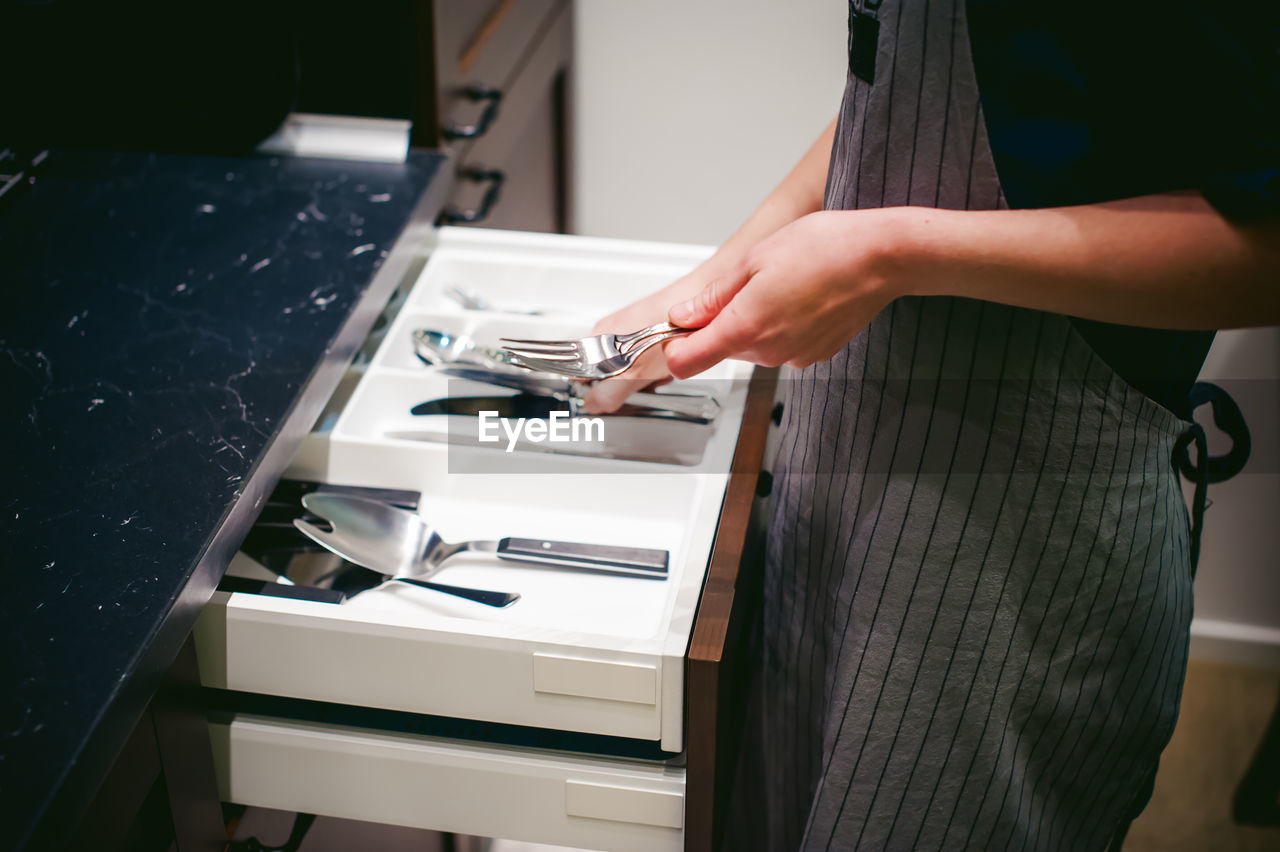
[24,154,455,852]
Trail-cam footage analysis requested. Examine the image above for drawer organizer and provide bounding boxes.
[195,228,757,849]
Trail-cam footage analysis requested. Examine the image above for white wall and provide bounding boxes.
[570,0,847,244]
[1185,328,1280,667]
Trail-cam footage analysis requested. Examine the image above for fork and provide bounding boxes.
[444,285,542,316]
[498,321,695,380]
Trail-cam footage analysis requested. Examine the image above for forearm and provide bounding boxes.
[893,191,1280,329]
[710,119,835,268]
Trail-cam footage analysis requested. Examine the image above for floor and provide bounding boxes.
[225,660,1279,852]
[1125,659,1280,852]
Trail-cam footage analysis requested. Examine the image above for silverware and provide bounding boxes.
[413,328,721,422]
[433,363,580,397]
[382,427,708,466]
[444,285,543,315]
[498,321,695,380]
[297,493,669,580]
[409,388,719,424]
[412,328,530,371]
[293,514,521,608]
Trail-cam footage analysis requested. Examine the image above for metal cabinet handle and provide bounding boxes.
[442,85,503,140]
[440,168,505,224]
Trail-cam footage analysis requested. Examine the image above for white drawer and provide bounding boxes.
[212,713,684,852]
[195,228,755,753]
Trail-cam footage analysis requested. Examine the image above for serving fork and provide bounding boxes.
[498,321,695,380]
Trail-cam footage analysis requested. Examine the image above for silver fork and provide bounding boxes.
[444,285,543,316]
[498,321,695,380]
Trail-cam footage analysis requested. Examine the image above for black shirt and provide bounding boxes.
[966,0,1280,418]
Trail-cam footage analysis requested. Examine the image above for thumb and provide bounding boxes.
[663,306,755,379]
[667,269,747,328]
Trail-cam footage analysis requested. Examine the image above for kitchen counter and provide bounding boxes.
[0,147,447,849]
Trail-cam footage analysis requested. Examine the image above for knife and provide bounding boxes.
[412,388,719,424]
[411,393,570,419]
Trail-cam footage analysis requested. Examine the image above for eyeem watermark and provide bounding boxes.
[477,411,606,452]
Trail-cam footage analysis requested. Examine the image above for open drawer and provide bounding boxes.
[212,713,683,852]
[194,228,755,756]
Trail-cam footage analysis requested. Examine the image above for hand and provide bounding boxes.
[662,209,905,378]
[582,256,736,413]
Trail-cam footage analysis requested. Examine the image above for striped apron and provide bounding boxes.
[735,1,1197,849]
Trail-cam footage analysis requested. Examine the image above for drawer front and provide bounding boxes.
[213,713,684,852]
[195,589,667,742]
[454,0,568,169]
[442,2,570,231]
[435,0,563,149]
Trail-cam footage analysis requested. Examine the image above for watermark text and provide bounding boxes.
[477,411,606,452]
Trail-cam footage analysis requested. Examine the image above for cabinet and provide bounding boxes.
[427,0,572,232]
[291,0,572,232]
[194,228,775,850]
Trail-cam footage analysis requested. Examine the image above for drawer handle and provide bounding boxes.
[442,85,503,140]
[441,167,505,224]
[565,780,683,829]
[532,654,657,705]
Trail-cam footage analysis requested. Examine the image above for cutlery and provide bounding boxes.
[412,392,571,420]
[217,574,347,605]
[409,389,719,424]
[412,328,530,371]
[297,493,669,580]
[293,515,521,607]
[239,480,423,580]
[252,480,420,529]
[499,321,696,380]
[413,327,721,421]
[424,364,721,423]
[382,427,707,467]
[444,285,543,315]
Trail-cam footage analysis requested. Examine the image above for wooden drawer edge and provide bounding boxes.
[684,367,779,852]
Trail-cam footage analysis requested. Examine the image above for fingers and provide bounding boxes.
[584,272,716,413]
[582,349,669,413]
[583,376,638,414]
[586,261,755,405]
[668,266,750,328]
[665,261,768,378]
[664,302,756,379]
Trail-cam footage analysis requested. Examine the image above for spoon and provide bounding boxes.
[296,493,669,580]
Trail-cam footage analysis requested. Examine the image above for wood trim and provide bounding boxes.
[458,0,518,74]
[685,368,778,852]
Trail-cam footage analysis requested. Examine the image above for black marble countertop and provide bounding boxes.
[0,147,447,849]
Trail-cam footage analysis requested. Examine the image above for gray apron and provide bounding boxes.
[739,1,1196,849]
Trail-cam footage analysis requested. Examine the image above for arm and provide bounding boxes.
[905,192,1280,328]
[583,119,836,412]
[663,191,1280,378]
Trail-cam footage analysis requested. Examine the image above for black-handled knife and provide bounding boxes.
[497,538,668,578]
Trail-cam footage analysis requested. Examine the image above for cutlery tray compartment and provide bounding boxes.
[332,228,745,468]
[213,712,684,852]
[195,228,756,754]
